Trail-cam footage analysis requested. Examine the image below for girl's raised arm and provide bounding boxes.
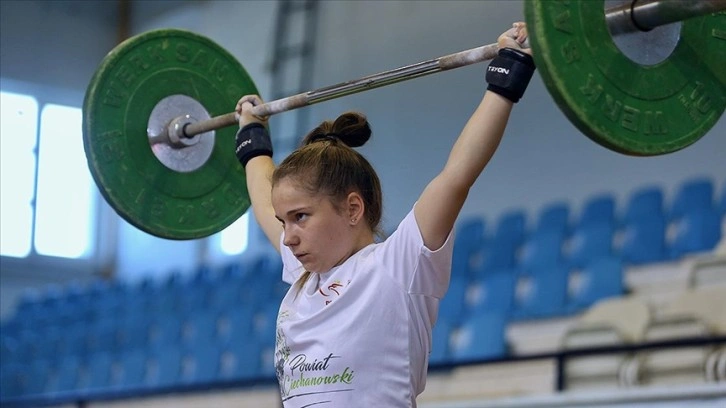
[414,23,535,250]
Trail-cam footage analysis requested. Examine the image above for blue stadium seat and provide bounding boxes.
[85,280,117,320]
[52,356,82,393]
[535,201,570,235]
[183,343,221,385]
[37,285,63,321]
[182,310,220,347]
[566,223,615,269]
[209,275,246,311]
[567,256,624,312]
[493,210,527,246]
[438,277,468,326]
[511,265,569,320]
[58,323,91,358]
[259,344,277,378]
[578,193,616,228]
[252,254,285,283]
[55,283,85,326]
[0,361,48,397]
[117,314,152,352]
[0,333,16,366]
[242,257,287,306]
[218,261,248,282]
[466,270,516,315]
[145,271,186,314]
[668,208,722,258]
[220,340,262,381]
[472,239,518,279]
[619,217,668,265]
[719,180,726,216]
[118,349,148,389]
[669,177,714,219]
[452,217,486,279]
[86,319,121,355]
[148,346,182,388]
[15,330,42,362]
[270,279,291,303]
[123,280,155,318]
[1,360,52,397]
[518,230,566,273]
[253,302,281,347]
[191,264,216,285]
[148,315,183,350]
[449,312,507,362]
[623,185,665,224]
[105,279,131,315]
[179,265,218,314]
[0,363,24,398]
[85,352,113,390]
[218,308,255,346]
[31,325,60,362]
[178,283,212,315]
[429,318,452,366]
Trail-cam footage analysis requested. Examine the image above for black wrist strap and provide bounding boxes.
[235,123,273,168]
[485,48,536,103]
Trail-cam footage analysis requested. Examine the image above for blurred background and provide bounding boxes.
[1,1,724,407]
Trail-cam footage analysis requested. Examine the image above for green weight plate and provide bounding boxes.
[83,29,258,239]
[525,0,725,156]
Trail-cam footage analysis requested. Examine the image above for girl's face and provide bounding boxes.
[272,177,356,273]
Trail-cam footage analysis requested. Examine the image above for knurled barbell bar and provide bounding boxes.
[83,0,725,240]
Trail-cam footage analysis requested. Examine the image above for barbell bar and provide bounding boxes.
[181,42,503,140]
[83,0,725,240]
[179,0,725,140]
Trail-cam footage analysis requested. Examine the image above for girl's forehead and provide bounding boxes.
[272,178,310,198]
[272,180,319,206]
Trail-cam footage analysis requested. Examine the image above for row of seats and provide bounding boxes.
[1,260,285,398]
[444,255,625,324]
[562,287,726,389]
[3,256,286,334]
[453,177,725,281]
[430,254,625,365]
[430,283,726,385]
[1,177,724,400]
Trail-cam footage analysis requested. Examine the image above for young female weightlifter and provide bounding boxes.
[233,22,535,408]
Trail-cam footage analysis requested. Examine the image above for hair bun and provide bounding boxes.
[303,112,371,147]
[332,112,371,148]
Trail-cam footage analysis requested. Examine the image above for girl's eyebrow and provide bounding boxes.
[277,207,309,220]
[286,207,307,216]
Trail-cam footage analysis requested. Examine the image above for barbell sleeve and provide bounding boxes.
[605,0,726,35]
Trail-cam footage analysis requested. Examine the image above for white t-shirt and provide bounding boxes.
[274,208,454,407]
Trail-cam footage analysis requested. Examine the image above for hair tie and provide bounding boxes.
[311,133,340,143]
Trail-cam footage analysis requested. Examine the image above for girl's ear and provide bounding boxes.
[346,191,365,225]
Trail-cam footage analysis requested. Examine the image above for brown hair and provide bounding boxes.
[272,112,383,291]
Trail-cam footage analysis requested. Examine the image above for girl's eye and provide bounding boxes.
[296,213,308,222]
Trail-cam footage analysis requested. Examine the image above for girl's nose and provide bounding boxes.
[282,227,299,247]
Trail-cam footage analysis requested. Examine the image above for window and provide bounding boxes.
[0,91,96,259]
[0,92,38,257]
[1,88,253,272]
[35,104,96,257]
[219,212,250,255]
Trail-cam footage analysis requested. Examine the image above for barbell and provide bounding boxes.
[83,0,725,240]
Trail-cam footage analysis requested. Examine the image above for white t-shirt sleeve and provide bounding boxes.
[378,206,454,298]
[279,232,304,284]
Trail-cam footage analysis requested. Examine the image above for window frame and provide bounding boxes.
[0,77,256,282]
[0,78,112,279]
